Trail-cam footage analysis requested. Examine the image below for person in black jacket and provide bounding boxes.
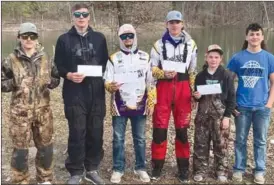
[192,45,236,183]
[54,3,108,185]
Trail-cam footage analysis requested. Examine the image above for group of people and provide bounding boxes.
[2,3,274,185]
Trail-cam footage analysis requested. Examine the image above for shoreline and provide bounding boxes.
[1,21,206,33]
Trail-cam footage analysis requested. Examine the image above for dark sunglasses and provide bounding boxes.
[120,33,135,40]
[73,12,90,18]
[20,34,38,40]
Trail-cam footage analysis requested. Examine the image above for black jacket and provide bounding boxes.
[54,26,108,113]
[194,65,236,117]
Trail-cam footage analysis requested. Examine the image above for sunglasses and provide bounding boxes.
[120,33,135,40]
[20,34,38,40]
[73,12,90,18]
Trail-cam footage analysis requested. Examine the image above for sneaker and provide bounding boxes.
[151,168,161,181]
[85,171,105,185]
[134,170,150,182]
[193,174,203,182]
[218,175,228,183]
[67,175,82,184]
[254,173,265,184]
[177,171,189,183]
[110,171,124,184]
[38,182,51,184]
[232,171,243,182]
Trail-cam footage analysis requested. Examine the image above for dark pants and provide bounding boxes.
[64,101,105,176]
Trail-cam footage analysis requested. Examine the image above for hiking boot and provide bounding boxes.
[232,171,243,182]
[177,170,189,183]
[218,175,228,183]
[67,175,82,185]
[134,170,150,182]
[110,171,124,184]
[254,173,265,184]
[150,168,161,181]
[85,171,105,185]
[193,174,204,182]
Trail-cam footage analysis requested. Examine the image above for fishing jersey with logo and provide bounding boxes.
[104,50,156,116]
[227,49,274,108]
[150,31,197,91]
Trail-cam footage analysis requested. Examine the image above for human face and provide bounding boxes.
[206,51,222,69]
[166,20,183,37]
[120,33,134,48]
[246,30,264,49]
[19,32,38,50]
[73,8,90,29]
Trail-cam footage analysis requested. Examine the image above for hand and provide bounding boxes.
[193,91,201,99]
[110,81,123,92]
[164,71,177,79]
[221,117,230,130]
[265,103,272,109]
[146,107,154,116]
[232,109,240,117]
[67,72,85,83]
[191,96,197,110]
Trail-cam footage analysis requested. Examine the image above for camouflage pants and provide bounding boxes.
[9,106,54,184]
[193,108,230,177]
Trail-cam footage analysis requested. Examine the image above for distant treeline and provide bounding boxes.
[2,1,274,29]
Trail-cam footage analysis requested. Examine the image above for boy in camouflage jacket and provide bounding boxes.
[1,22,60,184]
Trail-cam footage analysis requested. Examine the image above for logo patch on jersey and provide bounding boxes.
[206,80,219,85]
[117,53,123,63]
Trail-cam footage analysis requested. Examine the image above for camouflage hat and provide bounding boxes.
[207,44,223,55]
[18,22,38,35]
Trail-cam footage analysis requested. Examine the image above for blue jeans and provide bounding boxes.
[112,115,147,172]
[233,106,271,175]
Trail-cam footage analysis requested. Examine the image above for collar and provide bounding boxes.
[120,48,139,55]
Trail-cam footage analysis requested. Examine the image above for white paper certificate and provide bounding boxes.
[114,73,138,83]
[197,83,222,95]
[77,65,102,77]
[162,60,186,73]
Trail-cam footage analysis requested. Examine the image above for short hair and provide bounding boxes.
[242,23,266,50]
[245,23,264,35]
[71,3,89,12]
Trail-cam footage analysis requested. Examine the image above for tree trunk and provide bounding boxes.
[90,3,96,28]
[41,14,44,30]
[262,1,270,28]
[116,2,124,26]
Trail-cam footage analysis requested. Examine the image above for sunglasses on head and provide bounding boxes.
[73,12,90,18]
[20,34,38,40]
[120,33,134,40]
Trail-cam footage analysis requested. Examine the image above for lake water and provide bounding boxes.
[2,27,274,70]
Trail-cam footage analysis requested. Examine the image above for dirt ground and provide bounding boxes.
[1,83,274,184]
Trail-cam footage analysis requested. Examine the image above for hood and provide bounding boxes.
[68,25,94,36]
[14,42,45,60]
[202,64,226,77]
[162,29,192,47]
[118,24,138,54]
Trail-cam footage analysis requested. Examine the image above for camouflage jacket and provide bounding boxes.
[1,44,60,110]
